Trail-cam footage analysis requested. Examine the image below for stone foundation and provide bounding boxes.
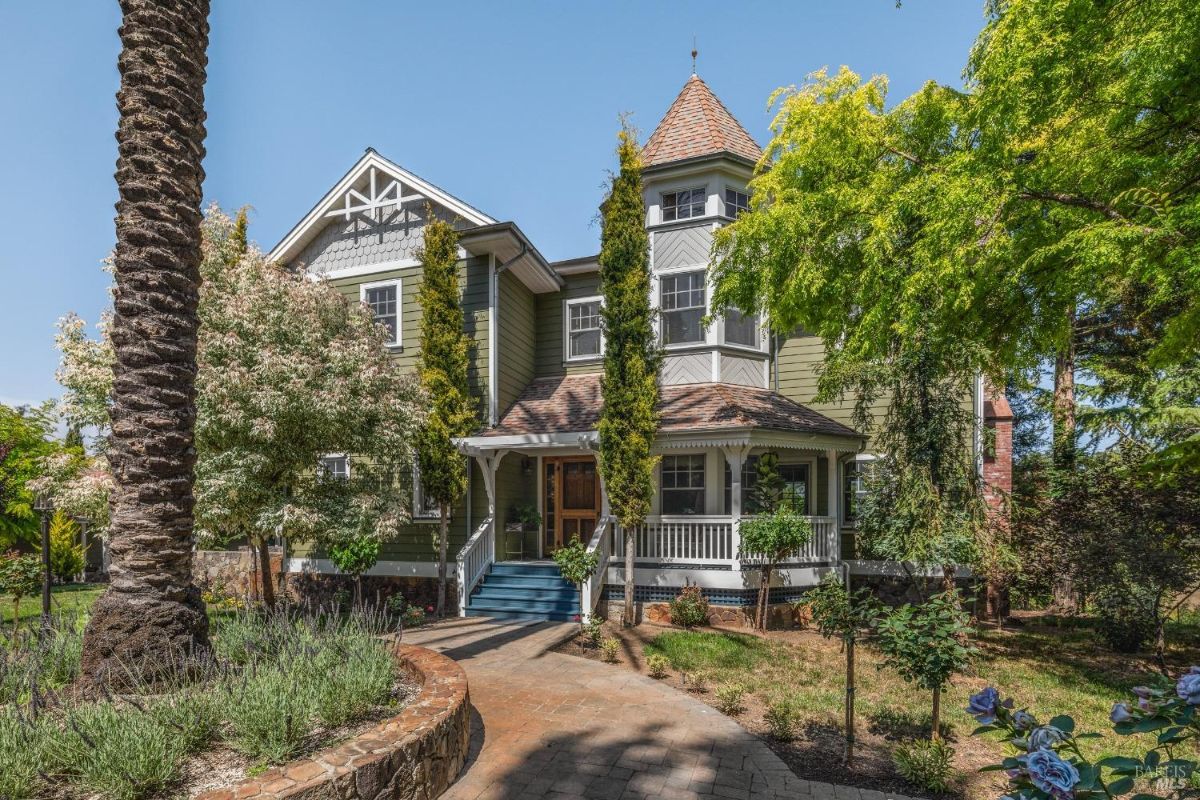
[196,643,470,800]
[193,547,283,600]
[286,573,459,616]
[603,599,811,631]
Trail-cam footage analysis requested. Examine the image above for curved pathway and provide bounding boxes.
[405,618,901,800]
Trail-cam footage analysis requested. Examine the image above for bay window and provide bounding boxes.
[660,271,706,346]
[661,454,705,515]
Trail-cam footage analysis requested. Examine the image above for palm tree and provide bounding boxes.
[80,0,213,687]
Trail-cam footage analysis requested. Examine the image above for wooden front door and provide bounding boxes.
[543,456,600,554]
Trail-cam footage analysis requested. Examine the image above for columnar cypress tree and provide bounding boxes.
[597,125,660,626]
[416,216,476,619]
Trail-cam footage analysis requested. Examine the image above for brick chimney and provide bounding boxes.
[982,382,1013,514]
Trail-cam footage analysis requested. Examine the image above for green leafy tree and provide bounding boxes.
[875,591,974,741]
[739,509,811,630]
[0,550,42,639]
[552,535,600,629]
[0,404,58,549]
[415,216,476,619]
[48,510,85,584]
[597,122,660,626]
[806,574,883,765]
[328,534,381,609]
[746,451,785,514]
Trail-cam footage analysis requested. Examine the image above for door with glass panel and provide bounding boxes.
[543,456,600,554]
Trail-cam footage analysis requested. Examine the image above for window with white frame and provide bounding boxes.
[661,454,706,515]
[319,455,349,480]
[361,280,400,346]
[843,460,869,526]
[724,188,750,217]
[660,271,707,346]
[565,297,603,360]
[661,188,706,222]
[412,465,440,519]
[723,308,759,348]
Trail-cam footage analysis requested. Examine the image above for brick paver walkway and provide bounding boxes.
[404,618,914,800]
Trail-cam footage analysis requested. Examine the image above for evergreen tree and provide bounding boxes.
[415,216,476,619]
[597,123,660,626]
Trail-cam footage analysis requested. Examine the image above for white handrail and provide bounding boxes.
[455,514,494,616]
[581,515,612,620]
[613,514,840,566]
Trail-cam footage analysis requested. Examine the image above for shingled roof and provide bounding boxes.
[642,74,762,168]
[482,374,859,440]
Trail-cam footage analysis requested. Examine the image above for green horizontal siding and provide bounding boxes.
[535,272,603,377]
[497,271,536,416]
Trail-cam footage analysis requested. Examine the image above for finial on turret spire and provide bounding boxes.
[691,36,698,75]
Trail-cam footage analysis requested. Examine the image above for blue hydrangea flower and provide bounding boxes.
[967,687,1002,724]
[1012,710,1036,731]
[1022,749,1080,798]
[1178,669,1200,705]
[1027,725,1069,751]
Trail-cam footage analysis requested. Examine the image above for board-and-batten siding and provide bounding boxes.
[535,272,603,377]
[497,271,536,416]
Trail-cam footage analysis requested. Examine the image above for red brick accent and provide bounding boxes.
[982,382,1013,515]
[195,643,470,800]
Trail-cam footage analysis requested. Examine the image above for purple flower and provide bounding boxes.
[1022,749,1080,798]
[1012,710,1036,730]
[1131,685,1155,698]
[1110,702,1134,724]
[967,687,1002,724]
[1178,672,1200,705]
[1027,725,1069,751]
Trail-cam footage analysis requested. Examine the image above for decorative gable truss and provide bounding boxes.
[326,165,426,225]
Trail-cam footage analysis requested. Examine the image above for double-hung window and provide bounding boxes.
[843,461,869,527]
[662,188,706,222]
[565,297,603,360]
[661,454,706,515]
[361,280,400,347]
[723,308,759,348]
[724,188,750,217]
[660,271,706,346]
[319,455,349,480]
[412,465,440,520]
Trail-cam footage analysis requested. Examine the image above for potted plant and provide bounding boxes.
[503,502,541,559]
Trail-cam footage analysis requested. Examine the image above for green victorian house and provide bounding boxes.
[268,74,1013,621]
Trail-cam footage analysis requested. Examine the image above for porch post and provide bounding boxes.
[826,449,840,562]
[722,444,752,570]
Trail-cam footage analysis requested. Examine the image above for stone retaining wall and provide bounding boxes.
[197,643,470,800]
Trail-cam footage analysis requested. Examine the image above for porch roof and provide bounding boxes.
[466,374,862,446]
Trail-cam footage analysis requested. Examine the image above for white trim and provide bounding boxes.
[359,278,402,348]
[659,184,709,225]
[658,267,708,350]
[564,295,605,362]
[308,258,420,282]
[318,453,350,479]
[411,464,440,520]
[269,150,495,265]
[457,431,600,451]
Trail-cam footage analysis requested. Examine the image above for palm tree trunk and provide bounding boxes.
[80,0,212,688]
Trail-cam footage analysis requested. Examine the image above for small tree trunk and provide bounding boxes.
[845,635,856,766]
[757,564,772,631]
[354,575,363,610]
[256,538,276,609]
[437,504,449,619]
[11,598,19,641]
[1051,311,1078,614]
[624,528,635,626]
[931,687,941,741]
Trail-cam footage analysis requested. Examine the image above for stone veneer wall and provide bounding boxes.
[193,547,283,599]
[197,643,470,800]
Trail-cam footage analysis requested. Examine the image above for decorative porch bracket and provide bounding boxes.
[721,444,753,571]
[453,449,508,616]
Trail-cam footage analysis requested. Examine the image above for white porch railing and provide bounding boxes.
[455,514,494,616]
[581,515,613,619]
[613,514,840,567]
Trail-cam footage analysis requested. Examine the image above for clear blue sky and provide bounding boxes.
[0,1,985,409]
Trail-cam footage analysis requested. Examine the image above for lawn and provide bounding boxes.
[567,613,1200,799]
[0,582,104,626]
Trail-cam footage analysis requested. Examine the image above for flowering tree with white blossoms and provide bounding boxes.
[49,206,426,607]
[967,668,1200,800]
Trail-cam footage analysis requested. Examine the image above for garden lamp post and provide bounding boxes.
[73,515,90,583]
[33,491,54,631]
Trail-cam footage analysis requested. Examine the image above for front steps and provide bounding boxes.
[465,562,581,622]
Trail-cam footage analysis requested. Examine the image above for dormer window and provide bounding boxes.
[660,271,707,346]
[361,279,401,347]
[724,188,750,217]
[662,188,706,222]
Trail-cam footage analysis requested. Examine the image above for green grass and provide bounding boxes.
[0,583,104,625]
[644,630,772,672]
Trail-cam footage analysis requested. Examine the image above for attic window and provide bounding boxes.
[662,188,706,222]
[724,188,750,217]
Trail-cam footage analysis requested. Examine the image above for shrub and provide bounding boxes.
[0,551,41,635]
[0,708,47,800]
[600,637,621,663]
[683,669,709,693]
[48,510,84,583]
[765,700,798,741]
[582,614,604,647]
[224,661,316,763]
[312,635,394,728]
[668,584,709,628]
[715,682,747,715]
[892,739,955,793]
[552,536,599,627]
[401,604,427,628]
[645,653,670,678]
[386,592,408,615]
[1093,579,1156,653]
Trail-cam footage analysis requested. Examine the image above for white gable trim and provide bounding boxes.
[268,149,496,265]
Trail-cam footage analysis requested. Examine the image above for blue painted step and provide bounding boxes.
[466,561,583,622]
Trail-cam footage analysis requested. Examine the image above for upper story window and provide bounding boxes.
[724,188,750,217]
[319,455,349,480]
[662,188,706,222]
[566,297,603,360]
[361,280,400,347]
[660,271,707,346]
[661,454,706,515]
[723,308,759,348]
